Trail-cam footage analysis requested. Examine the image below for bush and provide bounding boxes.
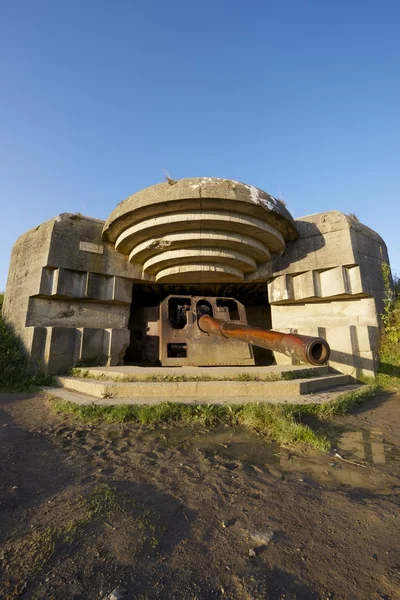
[377,265,400,389]
[394,273,400,296]
[0,293,48,390]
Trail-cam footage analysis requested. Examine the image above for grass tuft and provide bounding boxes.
[69,367,322,383]
[293,384,378,419]
[239,402,330,451]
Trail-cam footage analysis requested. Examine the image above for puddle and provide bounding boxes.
[143,425,281,466]
[127,422,400,491]
[192,428,282,467]
[338,429,400,466]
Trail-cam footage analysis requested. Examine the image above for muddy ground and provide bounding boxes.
[0,392,399,600]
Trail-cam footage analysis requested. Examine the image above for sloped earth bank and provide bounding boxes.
[0,393,399,600]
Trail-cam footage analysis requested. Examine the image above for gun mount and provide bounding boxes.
[159,295,330,367]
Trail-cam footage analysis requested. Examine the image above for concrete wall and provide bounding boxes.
[2,218,55,369]
[271,298,379,377]
[268,211,389,377]
[2,213,137,374]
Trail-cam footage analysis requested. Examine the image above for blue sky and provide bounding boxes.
[1,0,399,289]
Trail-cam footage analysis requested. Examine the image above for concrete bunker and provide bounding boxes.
[2,177,390,378]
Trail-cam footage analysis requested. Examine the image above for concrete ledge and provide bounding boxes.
[45,383,364,406]
[83,364,331,380]
[55,373,351,399]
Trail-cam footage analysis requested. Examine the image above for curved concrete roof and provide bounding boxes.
[103,178,298,242]
[102,178,298,284]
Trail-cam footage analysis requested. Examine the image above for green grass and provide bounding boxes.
[293,383,379,419]
[50,396,331,451]
[69,367,321,383]
[376,298,400,391]
[13,484,161,575]
[239,402,330,451]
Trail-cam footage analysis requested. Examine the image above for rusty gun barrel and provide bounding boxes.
[198,316,330,366]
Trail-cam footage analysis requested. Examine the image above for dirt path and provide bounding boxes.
[0,392,399,600]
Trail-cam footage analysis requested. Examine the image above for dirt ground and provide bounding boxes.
[0,392,399,600]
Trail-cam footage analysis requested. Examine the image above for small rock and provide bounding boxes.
[248,548,256,557]
[223,462,239,471]
[222,518,236,529]
[269,467,283,479]
[328,462,336,467]
[109,587,125,600]
[250,529,274,545]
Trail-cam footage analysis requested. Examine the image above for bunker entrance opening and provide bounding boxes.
[124,283,272,366]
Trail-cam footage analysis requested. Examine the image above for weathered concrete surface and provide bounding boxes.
[271,298,379,377]
[47,381,363,406]
[55,373,351,399]
[268,211,389,377]
[83,364,331,379]
[103,178,297,242]
[2,217,58,371]
[103,178,297,284]
[2,213,135,374]
[270,212,388,302]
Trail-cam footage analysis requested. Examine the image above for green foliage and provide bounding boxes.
[378,264,400,389]
[0,296,35,389]
[69,212,83,221]
[0,293,52,390]
[393,272,400,295]
[239,402,330,451]
[381,263,400,344]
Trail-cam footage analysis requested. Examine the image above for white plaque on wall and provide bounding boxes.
[79,241,104,254]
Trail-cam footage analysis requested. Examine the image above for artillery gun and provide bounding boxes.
[159,295,330,367]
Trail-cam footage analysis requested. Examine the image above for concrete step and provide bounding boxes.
[55,373,351,400]
[75,364,331,381]
[47,382,364,406]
